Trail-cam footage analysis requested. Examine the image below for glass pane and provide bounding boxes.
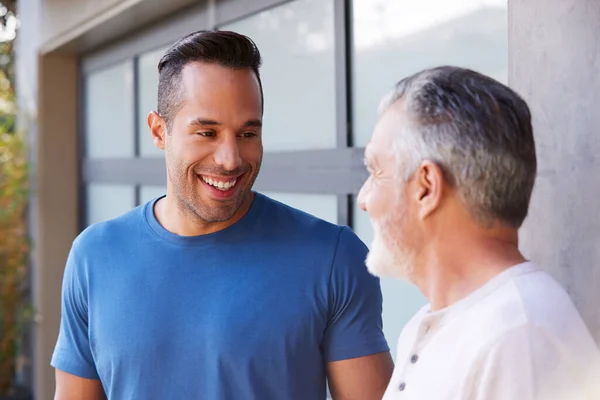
[262,192,338,224]
[352,0,508,146]
[85,60,135,158]
[138,47,169,157]
[86,184,136,226]
[139,185,167,205]
[221,0,337,151]
[352,199,427,360]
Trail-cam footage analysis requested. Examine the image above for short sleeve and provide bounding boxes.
[50,244,100,379]
[322,226,390,362]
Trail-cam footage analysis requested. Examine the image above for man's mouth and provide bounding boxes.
[199,175,239,191]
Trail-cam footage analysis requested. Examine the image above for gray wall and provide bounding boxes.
[510,0,600,344]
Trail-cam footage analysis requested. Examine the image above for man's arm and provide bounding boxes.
[52,243,104,398]
[327,352,394,400]
[55,370,106,400]
[323,227,393,399]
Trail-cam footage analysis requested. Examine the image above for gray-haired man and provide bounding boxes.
[358,66,600,399]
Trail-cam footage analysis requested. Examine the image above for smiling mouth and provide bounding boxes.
[199,174,240,191]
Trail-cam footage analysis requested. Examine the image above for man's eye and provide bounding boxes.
[240,132,257,138]
[197,131,215,137]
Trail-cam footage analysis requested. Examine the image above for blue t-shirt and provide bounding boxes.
[51,192,389,399]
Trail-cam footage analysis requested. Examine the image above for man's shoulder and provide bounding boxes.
[474,266,600,400]
[260,193,338,228]
[258,193,368,262]
[73,204,146,252]
[259,193,353,240]
[467,263,597,358]
[498,265,583,333]
[509,265,598,353]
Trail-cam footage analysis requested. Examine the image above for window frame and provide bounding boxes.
[79,0,367,230]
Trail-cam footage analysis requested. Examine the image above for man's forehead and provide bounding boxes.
[365,136,392,167]
[371,112,399,148]
[365,105,409,165]
[180,61,215,81]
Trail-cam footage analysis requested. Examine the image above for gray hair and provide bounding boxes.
[380,66,537,229]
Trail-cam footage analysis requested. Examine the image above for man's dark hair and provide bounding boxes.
[157,30,263,130]
[381,66,537,229]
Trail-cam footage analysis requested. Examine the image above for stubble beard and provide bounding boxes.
[167,154,262,224]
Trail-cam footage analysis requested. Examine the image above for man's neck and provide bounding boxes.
[154,192,254,237]
[413,231,526,312]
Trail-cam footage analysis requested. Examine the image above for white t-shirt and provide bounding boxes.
[383,262,600,400]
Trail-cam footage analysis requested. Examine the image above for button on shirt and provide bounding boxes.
[383,262,600,400]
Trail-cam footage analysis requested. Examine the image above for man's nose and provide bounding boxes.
[214,135,242,172]
[357,182,369,212]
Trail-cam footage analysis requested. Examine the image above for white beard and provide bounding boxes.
[365,217,414,281]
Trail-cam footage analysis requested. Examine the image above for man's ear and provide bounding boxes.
[147,111,166,150]
[414,160,445,220]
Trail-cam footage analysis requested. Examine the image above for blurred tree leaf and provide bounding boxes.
[0,130,31,394]
[0,1,31,394]
[0,1,17,29]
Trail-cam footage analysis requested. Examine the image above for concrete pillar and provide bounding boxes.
[34,54,79,399]
[510,0,600,344]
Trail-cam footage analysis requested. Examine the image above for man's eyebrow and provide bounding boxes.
[243,119,262,128]
[188,118,220,127]
[187,119,262,128]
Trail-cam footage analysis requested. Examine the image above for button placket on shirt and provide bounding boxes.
[397,316,439,394]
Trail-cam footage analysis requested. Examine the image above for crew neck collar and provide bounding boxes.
[143,191,265,246]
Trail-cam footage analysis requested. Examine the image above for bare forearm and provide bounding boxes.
[328,352,394,400]
[55,370,106,400]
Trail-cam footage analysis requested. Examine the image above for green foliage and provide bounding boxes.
[0,1,31,393]
[0,130,30,394]
[1,0,17,106]
[0,1,17,30]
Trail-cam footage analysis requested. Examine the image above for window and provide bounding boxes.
[263,192,338,224]
[139,185,167,204]
[85,60,135,158]
[350,0,508,356]
[352,0,508,146]
[221,0,337,151]
[86,184,136,225]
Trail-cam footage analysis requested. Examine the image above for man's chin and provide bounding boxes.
[365,249,397,279]
[365,239,413,281]
[195,201,243,223]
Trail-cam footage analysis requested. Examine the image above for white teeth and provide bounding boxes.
[201,176,237,191]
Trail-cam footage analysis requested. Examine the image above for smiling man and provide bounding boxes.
[358,66,600,399]
[51,30,393,400]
